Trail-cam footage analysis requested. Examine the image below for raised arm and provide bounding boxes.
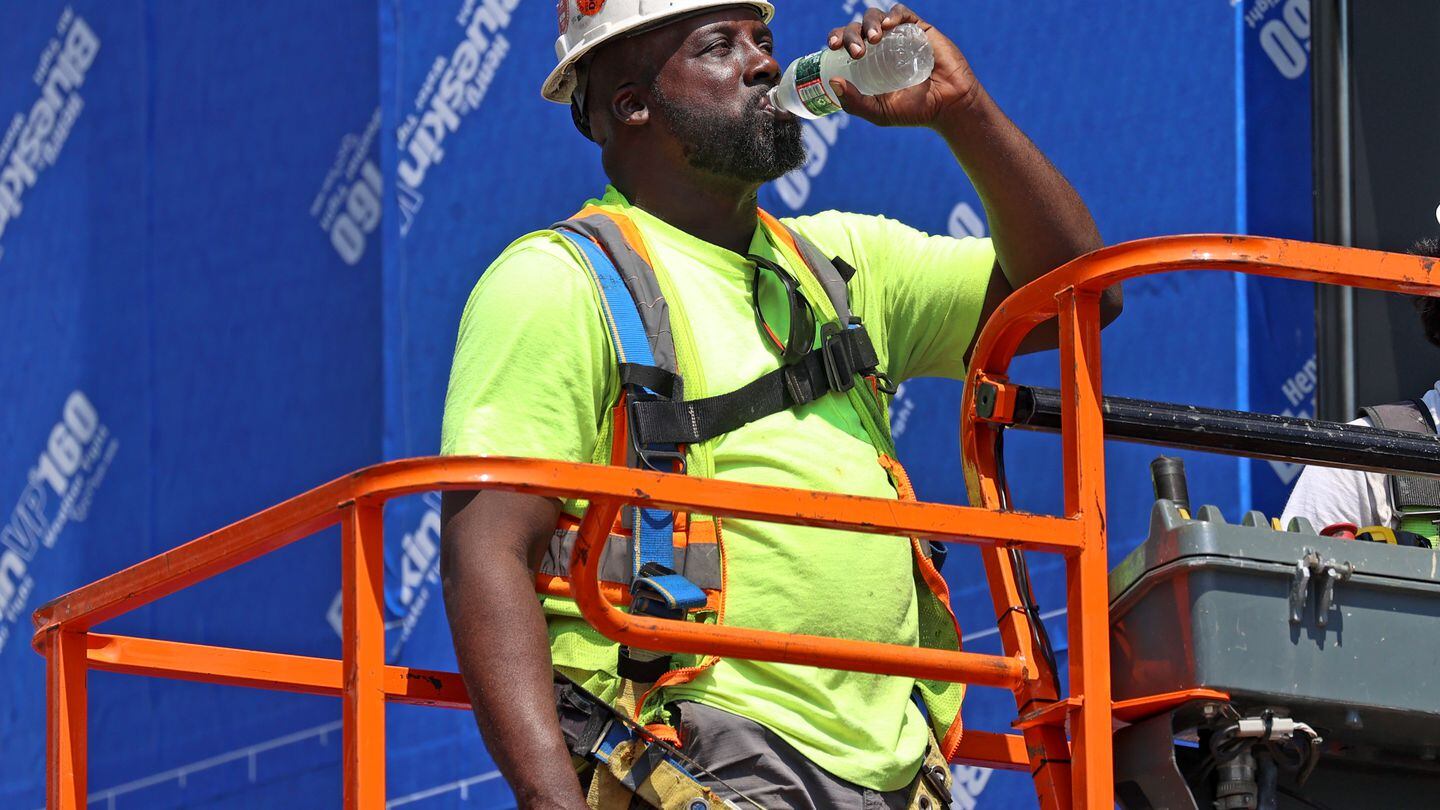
[827,3,1122,359]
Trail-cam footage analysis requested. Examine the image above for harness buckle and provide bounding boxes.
[820,323,857,393]
[625,390,687,474]
[630,562,698,619]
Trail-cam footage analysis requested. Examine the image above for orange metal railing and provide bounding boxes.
[33,236,1440,809]
[959,235,1440,810]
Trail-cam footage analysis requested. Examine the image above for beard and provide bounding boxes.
[650,81,806,183]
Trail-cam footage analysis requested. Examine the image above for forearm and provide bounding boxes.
[829,4,1122,364]
[441,493,585,809]
[933,88,1103,290]
[829,5,1108,303]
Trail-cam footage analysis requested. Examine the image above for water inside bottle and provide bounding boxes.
[845,24,935,97]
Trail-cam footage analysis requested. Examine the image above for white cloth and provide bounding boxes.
[1280,381,1440,531]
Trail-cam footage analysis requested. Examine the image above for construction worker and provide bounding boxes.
[440,3,1121,807]
[1282,239,1440,547]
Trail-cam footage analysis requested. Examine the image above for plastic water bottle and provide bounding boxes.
[769,23,935,120]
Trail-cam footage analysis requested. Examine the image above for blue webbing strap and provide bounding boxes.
[559,230,650,370]
[592,719,631,764]
[590,712,710,796]
[558,229,707,613]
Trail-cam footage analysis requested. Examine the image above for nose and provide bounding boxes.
[745,41,781,86]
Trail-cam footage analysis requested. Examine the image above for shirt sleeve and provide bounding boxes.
[440,235,614,463]
[784,212,997,383]
[1279,418,1392,530]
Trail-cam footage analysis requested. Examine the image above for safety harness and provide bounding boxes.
[539,204,964,809]
[1359,400,1440,547]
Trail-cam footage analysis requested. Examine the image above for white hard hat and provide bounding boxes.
[544,0,776,103]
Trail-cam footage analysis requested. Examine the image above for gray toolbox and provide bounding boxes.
[1110,501,1440,808]
[1111,500,1440,752]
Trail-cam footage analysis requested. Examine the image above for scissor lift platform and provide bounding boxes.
[33,236,1440,808]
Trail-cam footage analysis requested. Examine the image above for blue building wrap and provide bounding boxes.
[0,1,1314,807]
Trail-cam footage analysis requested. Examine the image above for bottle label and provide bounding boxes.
[793,52,842,117]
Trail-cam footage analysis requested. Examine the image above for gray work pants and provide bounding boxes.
[664,701,914,810]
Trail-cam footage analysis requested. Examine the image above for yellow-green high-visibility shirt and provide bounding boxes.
[441,186,995,791]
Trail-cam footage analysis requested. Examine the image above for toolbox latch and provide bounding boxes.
[1289,550,1354,626]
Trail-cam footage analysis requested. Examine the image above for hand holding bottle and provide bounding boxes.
[824,4,982,130]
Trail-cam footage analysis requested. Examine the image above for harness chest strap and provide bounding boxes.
[566,210,888,450]
[627,323,883,446]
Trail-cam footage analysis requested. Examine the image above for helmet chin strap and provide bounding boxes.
[571,99,595,142]
[570,69,595,142]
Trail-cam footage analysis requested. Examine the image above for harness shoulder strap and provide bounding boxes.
[556,224,659,375]
[559,212,680,376]
[1361,400,1437,434]
[778,219,855,323]
[554,219,706,614]
[761,210,897,457]
[1359,401,1440,527]
[1412,398,1439,432]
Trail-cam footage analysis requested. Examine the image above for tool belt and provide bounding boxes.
[556,673,737,809]
[555,672,955,810]
[908,741,955,810]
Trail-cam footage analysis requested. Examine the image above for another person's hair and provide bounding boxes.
[1408,238,1440,348]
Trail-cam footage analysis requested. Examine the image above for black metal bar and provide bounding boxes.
[1011,386,1440,478]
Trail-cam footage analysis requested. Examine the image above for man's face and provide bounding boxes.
[644,10,805,183]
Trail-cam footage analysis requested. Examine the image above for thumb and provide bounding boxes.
[829,78,875,117]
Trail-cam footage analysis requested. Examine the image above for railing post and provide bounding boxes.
[342,500,386,808]
[1057,288,1113,810]
[45,628,87,810]
[980,548,1072,810]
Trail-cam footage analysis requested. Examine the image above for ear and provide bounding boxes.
[611,84,649,127]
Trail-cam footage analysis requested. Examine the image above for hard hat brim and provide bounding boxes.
[543,1,775,104]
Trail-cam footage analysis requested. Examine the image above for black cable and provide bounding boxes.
[995,426,1013,511]
[1293,732,1321,786]
[1258,722,1320,786]
[994,428,1063,698]
[1188,755,1217,791]
[1264,736,1307,774]
[1276,786,1336,810]
[1209,724,1248,763]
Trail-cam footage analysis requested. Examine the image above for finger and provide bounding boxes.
[862,8,887,44]
[827,27,847,51]
[885,4,923,27]
[841,22,867,58]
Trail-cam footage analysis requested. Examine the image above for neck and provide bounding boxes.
[614,167,763,256]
